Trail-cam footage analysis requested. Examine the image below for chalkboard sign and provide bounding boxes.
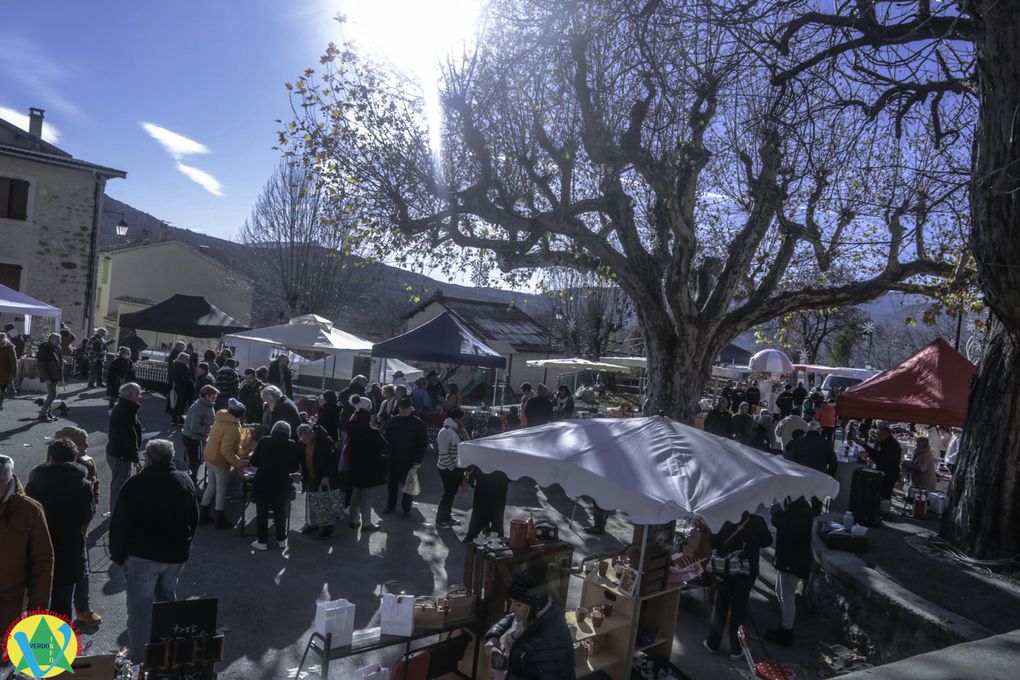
[146,598,220,680]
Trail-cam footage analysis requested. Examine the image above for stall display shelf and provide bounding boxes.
[566,610,629,642]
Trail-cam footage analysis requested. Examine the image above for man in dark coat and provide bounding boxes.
[107,382,143,514]
[25,439,95,620]
[785,422,837,477]
[744,381,761,410]
[263,385,301,440]
[484,562,575,680]
[857,424,903,500]
[776,384,794,418]
[249,421,302,550]
[791,381,808,409]
[109,439,198,662]
[105,346,135,410]
[383,397,427,517]
[765,496,815,646]
[3,323,25,358]
[121,328,148,362]
[267,355,294,399]
[524,384,554,428]
[238,368,265,424]
[36,333,62,422]
[704,398,732,438]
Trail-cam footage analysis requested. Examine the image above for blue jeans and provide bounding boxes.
[106,453,134,514]
[124,556,185,662]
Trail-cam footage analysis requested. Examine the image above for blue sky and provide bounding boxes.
[0,0,481,243]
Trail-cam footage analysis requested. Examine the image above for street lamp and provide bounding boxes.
[104,209,129,237]
[862,321,876,367]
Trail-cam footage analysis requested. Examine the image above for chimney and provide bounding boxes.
[28,108,45,139]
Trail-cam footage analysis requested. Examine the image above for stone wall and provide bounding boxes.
[807,540,993,665]
[0,155,100,337]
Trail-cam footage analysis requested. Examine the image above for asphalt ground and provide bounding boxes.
[0,383,837,679]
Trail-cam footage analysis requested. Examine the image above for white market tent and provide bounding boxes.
[223,314,376,383]
[0,283,61,335]
[525,357,633,373]
[459,416,838,531]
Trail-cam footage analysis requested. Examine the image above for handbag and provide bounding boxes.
[412,596,447,629]
[705,517,752,577]
[402,467,421,497]
[169,387,178,410]
[307,488,347,527]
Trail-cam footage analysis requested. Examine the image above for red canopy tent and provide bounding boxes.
[836,339,975,427]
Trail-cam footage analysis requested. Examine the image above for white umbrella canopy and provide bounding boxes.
[525,357,633,373]
[458,416,839,531]
[749,349,794,379]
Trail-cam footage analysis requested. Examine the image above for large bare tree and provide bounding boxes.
[758,0,1017,560]
[280,0,962,421]
[543,269,634,360]
[239,161,372,320]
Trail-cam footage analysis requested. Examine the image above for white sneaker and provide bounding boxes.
[250,540,267,551]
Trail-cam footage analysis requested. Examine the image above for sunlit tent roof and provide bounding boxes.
[371,312,507,369]
[836,339,975,427]
[459,416,839,530]
[223,314,372,361]
[0,283,61,334]
[525,357,632,373]
[119,294,248,338]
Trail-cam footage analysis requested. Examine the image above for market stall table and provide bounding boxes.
[296,615,481,680]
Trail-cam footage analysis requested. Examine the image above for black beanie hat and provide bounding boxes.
[507,561,549,608]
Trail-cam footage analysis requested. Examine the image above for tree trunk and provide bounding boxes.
[941,3,1020,559]
[641,318,716,423]
[940,317,1020,558]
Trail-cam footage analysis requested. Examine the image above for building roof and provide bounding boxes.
[406,292,551,353]
[100,239,254,288]
[0,116,126,178]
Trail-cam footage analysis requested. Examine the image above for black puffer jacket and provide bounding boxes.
[268,397,302,441]
[109,460,198,565]
[249,432,301,502]
[485,602,575,680]
[770,497,815,580]
[25,462,95,585]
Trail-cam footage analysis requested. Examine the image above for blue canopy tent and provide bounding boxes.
[371,312,507,403]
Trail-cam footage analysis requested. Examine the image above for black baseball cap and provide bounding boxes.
[397,397,413,409]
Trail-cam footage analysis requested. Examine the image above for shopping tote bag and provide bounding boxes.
[307,489,347,527]
[379,592,415,636]
[313,598,356,649]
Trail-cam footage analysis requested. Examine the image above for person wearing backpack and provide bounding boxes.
[703,511,772,659]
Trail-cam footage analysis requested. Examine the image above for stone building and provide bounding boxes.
[0,108,126,336]
[94,239,254,349]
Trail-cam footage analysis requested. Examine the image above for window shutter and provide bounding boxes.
[0,178,9,218]
[8,179,29,220]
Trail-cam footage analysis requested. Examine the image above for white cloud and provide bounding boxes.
[176,162,224,197]
[0,36,80,117]
[0,106,60,143]
[141,122,210,160]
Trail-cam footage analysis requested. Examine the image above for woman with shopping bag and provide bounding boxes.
[346,405,388,532]
[483,560,574,679]
[297,422,342,538]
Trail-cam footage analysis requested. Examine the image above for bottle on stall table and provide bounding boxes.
[843,511,854,532]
